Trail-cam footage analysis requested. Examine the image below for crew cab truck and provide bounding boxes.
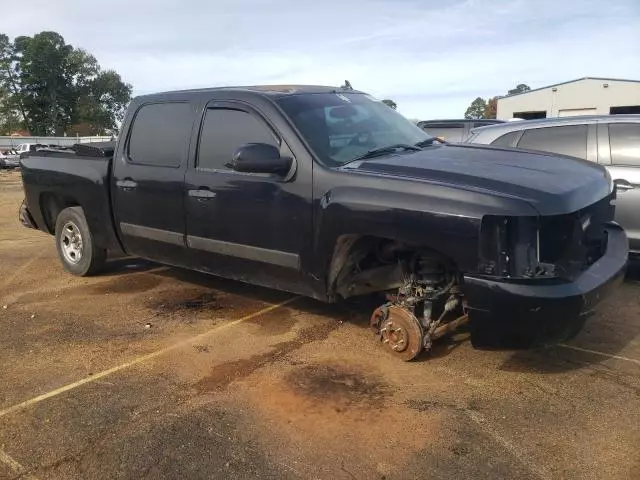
[19,85,628,361]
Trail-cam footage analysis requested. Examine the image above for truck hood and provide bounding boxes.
[341,143,613,215]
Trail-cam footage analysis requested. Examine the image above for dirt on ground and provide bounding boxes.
[0,169,639,480]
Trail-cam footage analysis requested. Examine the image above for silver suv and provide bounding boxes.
[417,119,504,142]
[467,115,640,254]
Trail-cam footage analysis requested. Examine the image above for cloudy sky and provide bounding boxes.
[3,0,640,119]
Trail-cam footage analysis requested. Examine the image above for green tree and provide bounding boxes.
[0,33,29,133]
[507,83,531,95]
[382,99,397,110]
[483,96,498,119]
[13,32,75,135]
[0,31,132,135]
[0,91,23,134]
[464,97,487,119]
[75,70,132,135]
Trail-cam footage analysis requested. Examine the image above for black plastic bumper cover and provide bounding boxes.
[464,223,628,349]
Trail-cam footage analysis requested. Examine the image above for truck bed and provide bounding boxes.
[20,144,122,252]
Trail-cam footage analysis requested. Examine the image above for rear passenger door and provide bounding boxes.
[184,101,312,295]
[605,123,640,251]
[112,101,195,264]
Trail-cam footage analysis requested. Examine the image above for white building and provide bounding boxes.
[496,77,640,121]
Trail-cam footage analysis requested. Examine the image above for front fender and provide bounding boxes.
[312,186,488,287]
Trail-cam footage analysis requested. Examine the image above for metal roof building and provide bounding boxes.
[496,77,640,121]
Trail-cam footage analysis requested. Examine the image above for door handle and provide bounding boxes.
[188,188,217,200]
[116,179,138,190]
[614,180,635,192]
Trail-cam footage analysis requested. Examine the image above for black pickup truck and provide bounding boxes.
[19,85,628,360]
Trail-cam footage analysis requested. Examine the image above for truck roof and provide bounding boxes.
[136,85,363,102]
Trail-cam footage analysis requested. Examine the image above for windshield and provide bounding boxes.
[278,92,433,166]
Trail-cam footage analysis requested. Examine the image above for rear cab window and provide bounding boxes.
[516,125,588,159]
[128,102,193,167]
[609,123,640,166]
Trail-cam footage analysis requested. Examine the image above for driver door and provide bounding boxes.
[184,100,313,294]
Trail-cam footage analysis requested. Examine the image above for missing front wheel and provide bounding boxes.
[371,304,424,361]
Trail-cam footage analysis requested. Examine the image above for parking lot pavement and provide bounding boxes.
[1,170,639,480]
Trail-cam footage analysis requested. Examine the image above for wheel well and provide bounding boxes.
[327,235,458,300]
[40,193,81,234]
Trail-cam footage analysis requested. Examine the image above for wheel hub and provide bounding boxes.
[60,221,83,264]
[370,304,424,361]
[381,320,409,352]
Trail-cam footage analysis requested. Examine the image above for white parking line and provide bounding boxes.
[0,296,299,419]
[558,344,640,366]
[466,410,552,480]
[0,448,39,480]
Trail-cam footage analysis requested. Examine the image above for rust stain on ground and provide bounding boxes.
[148,291,223,316]
[241,365,445,477]
[193,321,339,392]
[285,364,389,407]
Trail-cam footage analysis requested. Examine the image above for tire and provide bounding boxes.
[55,206,106,276]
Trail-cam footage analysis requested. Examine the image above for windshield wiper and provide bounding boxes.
[350,143,422,162]
[415,136,445,148]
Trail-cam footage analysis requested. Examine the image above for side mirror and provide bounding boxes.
[228,143,292,174]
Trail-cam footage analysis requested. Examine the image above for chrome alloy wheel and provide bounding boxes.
[60,221,84,264]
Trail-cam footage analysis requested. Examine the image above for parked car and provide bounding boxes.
[0,151,21,169]
[19,86,626,360]
[466,115,640,254]
[417,119,505,142]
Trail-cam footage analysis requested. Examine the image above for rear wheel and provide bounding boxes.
[55,206,106,276]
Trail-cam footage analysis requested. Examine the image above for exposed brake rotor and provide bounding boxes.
[370,304,424,361]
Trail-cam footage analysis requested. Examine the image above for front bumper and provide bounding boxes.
[464,223,628,349]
